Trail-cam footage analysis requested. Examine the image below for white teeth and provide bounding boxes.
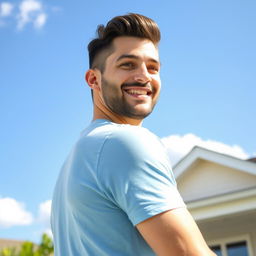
[127,89,147,95]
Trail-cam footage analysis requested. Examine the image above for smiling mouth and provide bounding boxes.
[123,88,152,97]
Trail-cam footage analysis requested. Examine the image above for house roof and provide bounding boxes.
[0,238,25,249]
[173,146,256,179]
[173,146,256,221]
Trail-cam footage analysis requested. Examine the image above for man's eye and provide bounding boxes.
[120,62,135,68]
[148,66,159,73]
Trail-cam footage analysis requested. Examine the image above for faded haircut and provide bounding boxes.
[87,13,161,72]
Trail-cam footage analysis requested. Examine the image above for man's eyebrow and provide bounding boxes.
[116,54,160,64]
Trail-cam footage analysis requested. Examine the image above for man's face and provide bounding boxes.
[98,36,161,120]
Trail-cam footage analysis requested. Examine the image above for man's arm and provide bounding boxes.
[136,208,216,256]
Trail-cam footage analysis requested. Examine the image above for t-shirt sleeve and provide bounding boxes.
[97,126,185,226]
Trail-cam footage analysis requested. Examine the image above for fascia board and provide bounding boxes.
[187,187,256,208]
[174,146,256,179]
[186,187,256,221]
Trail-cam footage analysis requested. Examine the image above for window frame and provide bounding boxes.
[208,234,253,256]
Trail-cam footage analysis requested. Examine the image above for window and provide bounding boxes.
[209,235,252,256]
[227,241,249,256]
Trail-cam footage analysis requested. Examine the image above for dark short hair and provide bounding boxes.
[87,13,161,72]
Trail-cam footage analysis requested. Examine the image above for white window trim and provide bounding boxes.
[208,234,254,256]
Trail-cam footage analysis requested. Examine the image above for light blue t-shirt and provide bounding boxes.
[51,119,185,256]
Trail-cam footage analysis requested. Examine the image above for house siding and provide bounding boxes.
[177,159,256,202]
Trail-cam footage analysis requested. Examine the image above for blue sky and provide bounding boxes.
[0,0,255,243]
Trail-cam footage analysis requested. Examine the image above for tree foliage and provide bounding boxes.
[0,234,54,256]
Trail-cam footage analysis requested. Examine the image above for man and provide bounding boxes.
[51,13,216,255]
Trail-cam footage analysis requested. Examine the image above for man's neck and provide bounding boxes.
[92,105,143,126]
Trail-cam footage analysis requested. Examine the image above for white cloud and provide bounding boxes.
[161,133,249,166]
[0,2,14,17]
[17,0,47,30]
[38,199,51,224]
[34,12,46,28]
[0,0,57,30]
[37,199,52,238]
[0,197,33,228]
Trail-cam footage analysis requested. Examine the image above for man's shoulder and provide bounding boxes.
[100,123,167,160]
[106,123,159,147]
[77,120,163,154]
[82,119,156,141]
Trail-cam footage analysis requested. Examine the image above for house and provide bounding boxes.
[173,146,256,256]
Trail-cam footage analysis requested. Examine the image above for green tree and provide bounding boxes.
[19,242,34,256]
[0,234,54,256]
[0,247,16,256]
[34,234,54,256]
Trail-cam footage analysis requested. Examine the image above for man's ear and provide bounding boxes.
[85,69,101,91]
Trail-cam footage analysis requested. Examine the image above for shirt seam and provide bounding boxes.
[94,125,116,200]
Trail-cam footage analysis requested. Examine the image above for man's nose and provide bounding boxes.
[133,65,151,83]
